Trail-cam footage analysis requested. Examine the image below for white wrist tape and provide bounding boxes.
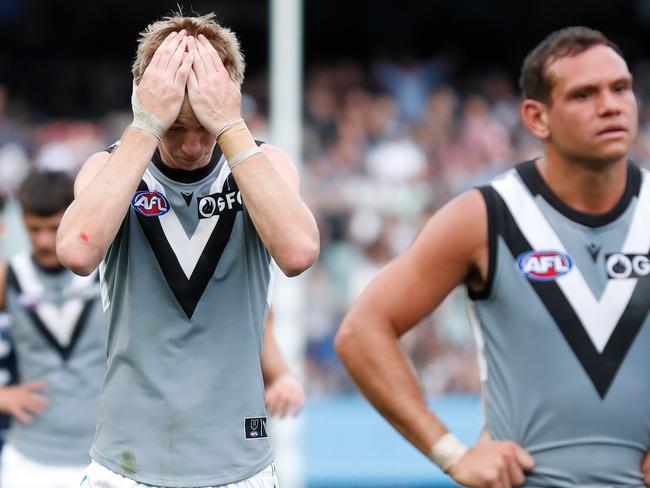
[131,84,166,141]
[228,146,262,170]
[216,118,245,140]
[429,433,468,472]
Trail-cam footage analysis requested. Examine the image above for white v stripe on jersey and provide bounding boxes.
[492,170,650,353]
[10,254,96,347]
[142,165,232,279]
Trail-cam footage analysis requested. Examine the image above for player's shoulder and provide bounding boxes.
[257,142,300,189]
[74,149,112,197]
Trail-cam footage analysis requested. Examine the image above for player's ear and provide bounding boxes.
[521,98,550,140]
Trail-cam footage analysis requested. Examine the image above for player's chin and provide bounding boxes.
[586,142,631,167]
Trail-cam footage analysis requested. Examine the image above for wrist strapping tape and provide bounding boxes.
[217,120,261,170]
[429,432,468,473]
[131,83,166,141]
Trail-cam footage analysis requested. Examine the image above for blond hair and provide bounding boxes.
[132,10,245,86]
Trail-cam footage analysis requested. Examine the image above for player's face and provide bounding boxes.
[544,45,637,166]
[23,211,64,270]
[159,98,216,169]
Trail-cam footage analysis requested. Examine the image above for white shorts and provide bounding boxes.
[0,443,86,488]
[81,461,278,488]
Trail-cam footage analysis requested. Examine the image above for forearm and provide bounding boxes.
[261,323,291,385]
[57,127,158,274]
[336,311,448,456]
[231,156,319,276]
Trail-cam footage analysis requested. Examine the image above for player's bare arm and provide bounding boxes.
[57,31,194,275]
[186,35,319,276]
[262,311,305,417]
[336,189,534,488]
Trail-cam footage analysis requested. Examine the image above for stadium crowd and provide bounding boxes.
[3,55,650,399]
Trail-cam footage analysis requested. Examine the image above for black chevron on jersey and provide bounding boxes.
[488,187,648,398]
[6,265,98,361]
[134,175,240,319]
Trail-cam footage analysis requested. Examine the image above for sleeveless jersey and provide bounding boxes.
[0,311,18,448]
[91,147,274,487]
[469,160,650,487]
[5,253,105,466]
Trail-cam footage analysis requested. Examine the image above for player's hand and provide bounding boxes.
[135,30,194,130]
[447,439,535,488]
[186,34,242,137]
[265,373,305,418]
[0,381,49,424]
[641,450,650,486]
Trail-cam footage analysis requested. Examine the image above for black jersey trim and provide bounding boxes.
[151,147,223,184]
[468,186,498,300]
[516,160,640,228]
[6,264,98,361]
[494,191,648,398]
[134,176,240,319]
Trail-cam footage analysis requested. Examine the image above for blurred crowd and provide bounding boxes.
[4,56,650,399]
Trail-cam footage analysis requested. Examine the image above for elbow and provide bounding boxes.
[56,235,100,276]
[334,316,360,365]
[277,238,320,277]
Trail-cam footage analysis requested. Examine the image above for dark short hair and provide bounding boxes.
[0,191,5,214]
[16,169,74,217]
[519,26,624,104]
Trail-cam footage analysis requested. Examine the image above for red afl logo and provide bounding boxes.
[131,191,170,217]
[517,250,573,281]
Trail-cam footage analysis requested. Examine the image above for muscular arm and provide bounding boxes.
[57,31,193,275]
[56,129,158,275]
[336,190,535,486]
[187,35,319,277]
[231,143,319,277]
[335,189,488,455]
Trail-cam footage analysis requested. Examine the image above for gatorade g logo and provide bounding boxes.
[131,191,170,217]
[517,250,573,281]
[197,190,243,219]
[606,253,650,279]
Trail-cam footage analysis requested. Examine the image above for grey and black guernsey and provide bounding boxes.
[469,160,650,487]
[92,145,274,486]
[4,253,105,466]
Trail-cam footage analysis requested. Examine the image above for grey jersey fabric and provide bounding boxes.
[92,148,274,487]
[469,161,650,487]
[5,253,105,466]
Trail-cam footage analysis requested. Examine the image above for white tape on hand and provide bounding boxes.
[429,433,469,473]
[131,84,166,140]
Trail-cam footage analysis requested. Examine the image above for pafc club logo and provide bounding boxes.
[517,250,573,281]
[131,191,170,217]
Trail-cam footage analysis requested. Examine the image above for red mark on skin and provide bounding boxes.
[79,232,90,244]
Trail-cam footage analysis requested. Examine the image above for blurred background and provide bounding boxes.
[2,0,650,486]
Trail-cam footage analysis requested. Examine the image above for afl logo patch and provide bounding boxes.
[517,250,573,281]
[131,191,170,217]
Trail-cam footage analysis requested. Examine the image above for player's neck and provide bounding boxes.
[536,154,628,215]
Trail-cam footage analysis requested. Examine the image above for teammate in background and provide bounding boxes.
[0,170,105,488]
[336,27,650,488]
[263,308,305,418]
[0,191,18,470]
[57,11,318,488]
